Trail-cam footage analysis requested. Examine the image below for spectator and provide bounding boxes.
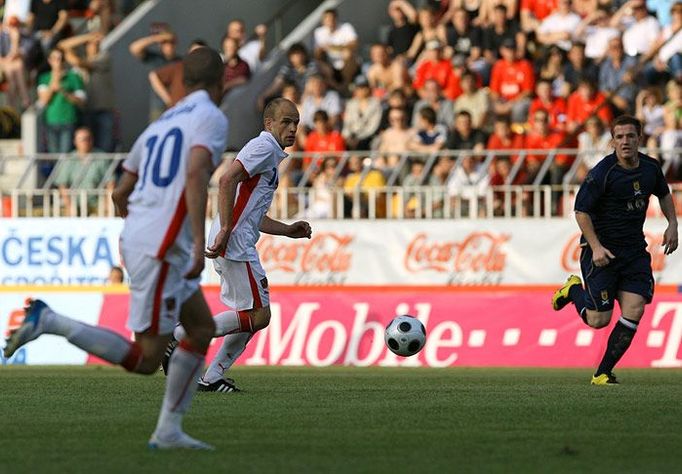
[660,102,682,178]
[565,79,612,133]
[523,109,566,185]
[342,76,382,150]
[148,40,206,112]
[408,105,447,153]
[54,127,113,216]
[536,0,581,51]
[576,115,612,170]
[386,0,419,57]
[598,37,638,113]
[445,109,486,151]
[648,0,678,27]
[59,31,116,152]
[376,107,412,169]
[406,6,447,62]
[443,7,483,64]
[0,16,33,110]
[304,109,345,169]
[83,0,113,34]
[636,87,665,145]
[28,0,69,53]
[428,155,454,217]
[221,35,250,96]
[258,43,318,109]
[225,19,268,73]
[366,43,407,99]
[300,73,342,130]
[443,0,518,27]
[643,2,682,84]
[108,265,124,284]
[560,42,599,95]
[379,87,412,130]
[536,46,565,95]
[313,8,359,91]
[574,7,621,62]
[402,158,427,217]
[488,157,516,215]
[3,0,31,26]
[489,38,535,124]
[343,154,387,218]
[453,70,490,129]
[37,47,85,154]
[572,0,598,17]
[447,155,486,217]
[412,40,453,94]
[529,78,567,131]
[482,4,526,63]
[411,78,455,128]
[487,114,525,156]
[129,28,180,121]
[306,157,340,218]
[611,0,661,57]
[520,0,558,33]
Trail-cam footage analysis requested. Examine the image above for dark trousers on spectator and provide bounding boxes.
[46,124,75,154]
[85,110,115,152]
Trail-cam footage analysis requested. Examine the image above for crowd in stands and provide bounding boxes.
[2,0,682,219]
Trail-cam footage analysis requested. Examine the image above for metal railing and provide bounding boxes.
[2,148,681,219]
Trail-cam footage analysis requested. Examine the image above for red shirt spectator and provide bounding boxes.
[529,97,567,130]
[490,57,535,101]
[566,81,612,132]
[412,40,453,92]
[304,110,345,168]
[521,0,558,22]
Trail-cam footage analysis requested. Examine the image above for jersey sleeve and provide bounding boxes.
[574,168,603,213]
[189,109,228,167]
[122,134,145,175]
[236,141,273,177]
[653,160,671,198]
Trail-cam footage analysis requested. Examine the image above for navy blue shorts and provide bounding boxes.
[579,244,654,311]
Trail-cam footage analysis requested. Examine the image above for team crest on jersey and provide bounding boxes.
[600,290,609,306]
[260,277,268,289]
[633,181,642,196]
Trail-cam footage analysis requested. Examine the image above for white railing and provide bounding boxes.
[2,149,681,219]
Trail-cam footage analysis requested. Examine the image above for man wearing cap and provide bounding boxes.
[489,38,535,124]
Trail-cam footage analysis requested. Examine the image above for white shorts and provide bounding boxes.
[121,247,200,335]
[213,256,270,311]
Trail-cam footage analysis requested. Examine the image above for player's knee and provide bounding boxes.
[135,358,162,375]
[190,321,215,348]
[586,312,611,329]
[251,309,271,332]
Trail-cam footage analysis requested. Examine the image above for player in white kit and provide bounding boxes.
[169,98,312,392]
[4,48,227,449]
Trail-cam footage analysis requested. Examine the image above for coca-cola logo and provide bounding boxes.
[257,233,353,273]
[561,232,666,273]
[404,232,509,273]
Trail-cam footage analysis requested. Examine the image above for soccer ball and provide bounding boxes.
[384,315,426,357]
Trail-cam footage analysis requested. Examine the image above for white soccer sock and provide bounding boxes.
[202,333,252,384]
[42,307,136,367]
[173,310,244,341]
[154,342,205,437]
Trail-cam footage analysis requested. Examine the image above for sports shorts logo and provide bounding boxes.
[260,277,268,289]
[600,290,609,307]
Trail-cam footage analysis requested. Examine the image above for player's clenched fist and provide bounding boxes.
[205,228,230,259]
[287,221,312,239]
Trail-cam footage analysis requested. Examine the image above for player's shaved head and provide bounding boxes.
[263,98,296,121]
[183,47,224,89]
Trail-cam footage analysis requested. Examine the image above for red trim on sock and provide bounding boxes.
[171,351,202,412]
[151,261,170,335]
[245,262,263,309]
[121,342,143,372]
[237,310,253,333]
[178,339,207,356]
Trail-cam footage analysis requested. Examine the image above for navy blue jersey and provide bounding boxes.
[574,152,670,250]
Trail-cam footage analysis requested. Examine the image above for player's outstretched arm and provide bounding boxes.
[260,215,312,239]
[184,147,214,278]
[111,171,138,217]
[205,160,249,259]
[575,210,615,267]
[659,193,679,255]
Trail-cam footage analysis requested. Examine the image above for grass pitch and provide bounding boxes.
[1,367,681,474]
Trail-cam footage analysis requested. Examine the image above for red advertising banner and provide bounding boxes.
[88,287,682,368]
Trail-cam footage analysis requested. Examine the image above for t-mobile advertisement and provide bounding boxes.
[2,288,681,368]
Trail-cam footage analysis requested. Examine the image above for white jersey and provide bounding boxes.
[120,90,228,265]
[213,131,287,261]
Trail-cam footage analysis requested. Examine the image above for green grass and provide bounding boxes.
[1,367,681,474]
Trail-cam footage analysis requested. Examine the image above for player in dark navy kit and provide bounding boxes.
[552,115,678,385]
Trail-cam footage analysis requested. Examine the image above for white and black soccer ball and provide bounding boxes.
[384,315,426,357]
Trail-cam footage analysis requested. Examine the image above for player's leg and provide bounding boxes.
[150,288,216,450]
[3,297,151,373]
[200,260,270,391]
